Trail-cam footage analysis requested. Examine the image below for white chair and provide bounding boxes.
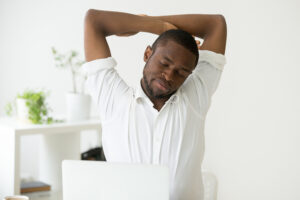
[202,171,218,200]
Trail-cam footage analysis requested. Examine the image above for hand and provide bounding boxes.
[162,22,202,50]
[163,21,178,32]
[193,35,202,50]
[116,14,178,37]
[163,21,201,50]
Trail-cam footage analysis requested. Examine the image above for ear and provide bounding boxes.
[143,45,153,62]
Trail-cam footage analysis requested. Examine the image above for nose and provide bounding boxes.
[162,68,175,82]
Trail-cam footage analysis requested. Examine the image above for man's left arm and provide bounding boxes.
[149,14,227,55]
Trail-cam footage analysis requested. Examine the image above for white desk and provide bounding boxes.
[0,117,101,199]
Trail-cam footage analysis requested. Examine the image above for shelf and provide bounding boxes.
[0,117,102,199]
[24,190,62,200]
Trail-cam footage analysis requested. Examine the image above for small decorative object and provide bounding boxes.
[21,180,51,193]
[3,195,29,200]
[5,89,59,124]
[51,47,91,121]
[51,47,86,94]
[81,146,106,161]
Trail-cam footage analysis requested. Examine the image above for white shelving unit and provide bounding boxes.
[0,117,101,199]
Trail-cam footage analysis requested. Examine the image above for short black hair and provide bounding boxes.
[151,29,199,66]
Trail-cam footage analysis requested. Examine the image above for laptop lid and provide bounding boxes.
[62,160,169,200]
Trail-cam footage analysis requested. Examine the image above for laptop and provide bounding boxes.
[62,160,169,200]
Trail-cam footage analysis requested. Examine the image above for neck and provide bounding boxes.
[140,79,169,111]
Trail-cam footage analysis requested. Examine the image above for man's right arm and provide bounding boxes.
[83,9,177,120]
[84,9,170,61]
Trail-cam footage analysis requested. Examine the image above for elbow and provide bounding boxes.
[215,15,226,27]
[216,14,226,21]
[84,9,106,33]
[205,14,227,35]
[214,14,227,38]
[84,9,98,24]
[84,9,106,25]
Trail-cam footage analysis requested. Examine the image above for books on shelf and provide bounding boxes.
[21,181,51,193]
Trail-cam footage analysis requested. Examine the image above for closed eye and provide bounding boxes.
[178,70,189,77]
[160,62,168,67]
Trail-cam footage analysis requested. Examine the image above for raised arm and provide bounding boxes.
[84,9,175,61]
[151,14,227,55]
[84,10,226,61]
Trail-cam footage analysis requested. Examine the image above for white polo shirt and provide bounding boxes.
[83,50,226,200]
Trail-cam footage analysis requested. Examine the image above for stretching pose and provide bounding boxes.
[83,9,227,200]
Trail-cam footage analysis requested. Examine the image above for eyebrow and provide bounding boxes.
[162,56,191,73]
[163,56,173,64]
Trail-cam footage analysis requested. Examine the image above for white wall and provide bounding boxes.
[1,0,299,199]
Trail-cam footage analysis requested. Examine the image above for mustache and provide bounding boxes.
[156,78,171,90]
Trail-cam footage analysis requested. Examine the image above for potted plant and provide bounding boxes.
[51,47,91,121]
[5,90,55,124]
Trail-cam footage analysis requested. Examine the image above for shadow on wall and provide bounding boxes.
[202,171,218,200]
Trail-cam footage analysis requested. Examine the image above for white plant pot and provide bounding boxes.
[65,92,91,121]
[16,98,31,124]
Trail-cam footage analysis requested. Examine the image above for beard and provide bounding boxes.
[142,75,174,99]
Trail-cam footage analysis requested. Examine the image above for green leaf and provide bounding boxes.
[5,103,13,116]
[51,47,57,54]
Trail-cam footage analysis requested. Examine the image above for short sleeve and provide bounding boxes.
[82,57,130,121]
[180,50,226,115]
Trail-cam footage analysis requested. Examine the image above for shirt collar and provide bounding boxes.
[134,82,179,104]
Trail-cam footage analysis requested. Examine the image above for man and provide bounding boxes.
[83,9,227,200]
